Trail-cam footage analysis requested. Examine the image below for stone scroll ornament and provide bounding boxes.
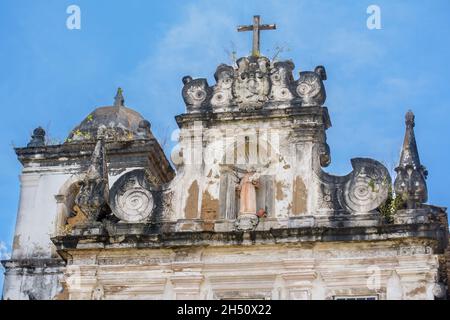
[338,158,391,213]
[269,61,295,102]
[181,56,328,111]
[293,66,327,107]
[109,169,154,223]
[211,64,235,110]
[181,76,212,113]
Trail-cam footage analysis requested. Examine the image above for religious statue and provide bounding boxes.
[234,171,263,231]
[236,172,260,214]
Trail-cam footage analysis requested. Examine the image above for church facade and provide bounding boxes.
[2,17,449,300]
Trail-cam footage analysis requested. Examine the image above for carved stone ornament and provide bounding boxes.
[233,56,271,109]
[432,283,446,299]
[74,135,110,222]
[339,158,391,213]
[319,142,331,167]
[181,56,327,112]
[235,213,259,231]
[294,66,327,107]
[318,184,337,210]
[269,60,295,102]
[181,76,211,113]
[211,64,235,110]
[109,169,154,223]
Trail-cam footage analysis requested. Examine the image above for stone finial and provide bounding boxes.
[27,127,46,147]
[86,133,108,180]
[405,110,415,127]
[114,87,125,107]
[74,134,110,221]
[136,120,153,139]
[394,110,428,209]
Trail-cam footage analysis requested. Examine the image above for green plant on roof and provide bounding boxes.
[368,179,376,192]
[378,186,404,223]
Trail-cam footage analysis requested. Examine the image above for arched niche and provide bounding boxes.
[54,175,83,234]
[218,135,280,219]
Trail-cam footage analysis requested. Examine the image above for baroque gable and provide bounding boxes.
[2,15,448,301]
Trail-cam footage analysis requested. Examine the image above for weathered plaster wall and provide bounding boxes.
[168,115,321,228]
[13,171,71,259]
[3,155,152,300]
[61,241,440,300]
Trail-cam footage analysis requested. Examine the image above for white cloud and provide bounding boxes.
[124,3,247,148]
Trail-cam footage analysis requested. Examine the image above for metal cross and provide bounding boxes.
[237,15,276,57]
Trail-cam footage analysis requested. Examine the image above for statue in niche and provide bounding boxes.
[236,172,260,214]
[233,170,262,231]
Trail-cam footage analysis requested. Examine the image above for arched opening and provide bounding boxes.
[218,132,279,219]
[54,176,83,235]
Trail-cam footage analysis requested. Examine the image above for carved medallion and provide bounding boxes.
[339,158,391,213]
[233,56,270,109]
[110,170,154,223]
[235,213,259,231]
[318,184,337,210]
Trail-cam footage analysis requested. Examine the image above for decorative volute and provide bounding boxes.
[394,111,428,209]
[181,56,327,112]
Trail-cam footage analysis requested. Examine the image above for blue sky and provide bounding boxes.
[1,0,449,292]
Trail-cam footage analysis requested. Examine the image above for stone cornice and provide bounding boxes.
[14,139,175,182]
[175,106,332,130]
[16,139,159,163]
[51,222,448,261]
[1,258,65,271]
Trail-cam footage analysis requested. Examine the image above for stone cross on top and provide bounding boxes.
[237,15,276,57]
